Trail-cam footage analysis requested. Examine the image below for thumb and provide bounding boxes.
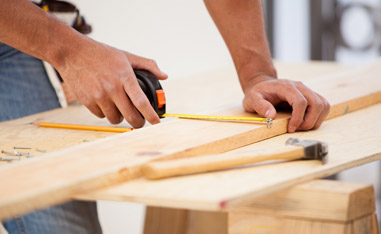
[243,93,277,119]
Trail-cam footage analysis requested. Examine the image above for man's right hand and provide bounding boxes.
[0,0,167,128]
[56,40,168,128]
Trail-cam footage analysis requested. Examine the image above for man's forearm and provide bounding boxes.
[0,0,86,68]
[204,0,276,92]
[0,0,168,127]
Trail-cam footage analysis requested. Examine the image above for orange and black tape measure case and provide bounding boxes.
[135,70,166,118]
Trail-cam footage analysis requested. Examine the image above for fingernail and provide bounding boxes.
[289,126,296,132]
[265,110,270,118]
[153,118,161,125]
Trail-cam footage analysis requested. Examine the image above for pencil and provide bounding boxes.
[32,122,134,133]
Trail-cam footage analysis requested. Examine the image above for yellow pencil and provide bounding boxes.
[33,122,134,133]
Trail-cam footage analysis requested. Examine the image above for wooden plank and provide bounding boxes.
[186,210,228,234]
[80,104,381,211]
[351,213,379,234]
[0,62,380,220]
[233,180,375,222]
[371,214,379,234]
[143,206,188,234]
[282,218,350,234]
[229,211,351,234]
[229,210,283,234]
[352,215,372,234]
[144,207,228,234]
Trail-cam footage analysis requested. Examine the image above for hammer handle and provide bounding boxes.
[142,145,304,180]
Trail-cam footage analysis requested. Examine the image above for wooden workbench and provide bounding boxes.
[0,61,380,233]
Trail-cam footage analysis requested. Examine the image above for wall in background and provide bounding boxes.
[73,0,234,80]
[336,0,381,63]
[273,0,310,61]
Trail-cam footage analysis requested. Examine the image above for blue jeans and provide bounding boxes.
[0,43,102,234]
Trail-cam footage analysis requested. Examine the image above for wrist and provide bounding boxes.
[235,56,278,94]
[241,73,277,94]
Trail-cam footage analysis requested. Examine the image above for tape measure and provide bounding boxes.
[135,70,166,117]
[134,70,273,128]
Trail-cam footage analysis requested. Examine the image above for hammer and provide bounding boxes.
[142,138,328,180]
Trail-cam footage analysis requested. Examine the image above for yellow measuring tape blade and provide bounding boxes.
[161,113,273,127]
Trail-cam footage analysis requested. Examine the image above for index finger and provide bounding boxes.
[123,71,160,125]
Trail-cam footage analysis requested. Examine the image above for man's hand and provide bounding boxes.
[242,76,330,132]
[204,0,330,132]
[0,0,167,128]
[57,41,167,128]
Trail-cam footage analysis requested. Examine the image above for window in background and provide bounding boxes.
[310,0,381,63]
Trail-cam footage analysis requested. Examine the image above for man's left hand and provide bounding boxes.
[242,76,330,133]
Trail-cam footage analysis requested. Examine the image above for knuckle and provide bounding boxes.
[148,59,157,66]
[134,96,148,109]
[325,100,331,111]
[314,99,324,111]
[282,79,293,86]
[93,90,106,101]
[80,98,93,108]
[289,80,298,85]
[283,82,297,91]
[295,97,308,108]
[104,83,118,93]
[122,76,133,86]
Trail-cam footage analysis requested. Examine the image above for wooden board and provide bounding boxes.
[233,180,376,221]
[144,207,228,234]
[78,103,381,211]
[144,179,377,234]
[0,62,380,220]
[143,179,376,234]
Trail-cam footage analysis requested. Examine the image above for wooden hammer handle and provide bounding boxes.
[142,145,304,180]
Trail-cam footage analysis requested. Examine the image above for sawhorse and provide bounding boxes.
[144,180,379,234]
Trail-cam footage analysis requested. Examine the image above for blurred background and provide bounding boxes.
[67,0,381,233]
